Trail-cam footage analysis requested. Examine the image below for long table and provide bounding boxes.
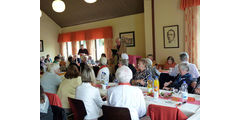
[98,83,200,118]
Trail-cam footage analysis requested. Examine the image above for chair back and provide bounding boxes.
[51,105,67,120]
[102,105,131,120]
[147,104,188,120]
[68,97,87,120]
[45,92,62,108]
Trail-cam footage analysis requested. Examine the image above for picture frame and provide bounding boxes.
[119,31,135,47]
[163,25,179,48]
[40,40,44,52]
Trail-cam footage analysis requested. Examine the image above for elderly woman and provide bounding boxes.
[145,58,161,78]
[76,65,104,120]
[107,66,146,120]
[96,57,110,84]
[59,56,67,72]
[40,63,62,94]
[57,65,82,114]
[87,55,95,65]
[163,56,176,70]
[45,54,52,63]
[40,85,53,120]
[130,58,151,87]
[163,63,193,91]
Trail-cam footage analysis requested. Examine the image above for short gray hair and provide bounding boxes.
[178,63,189,72]
[47,63,60,73]
[145,58,152,68]
[100,57,107,65]
[116,66,132,83]
[81,65,96,83]
[119,59,129,66]
[179,52,189,62]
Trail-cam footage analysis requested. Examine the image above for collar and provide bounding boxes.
[99,65,108,70]
[181,61,189,64]
[119,83,131,86]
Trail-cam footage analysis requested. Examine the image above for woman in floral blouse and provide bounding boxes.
[130,58,151,87]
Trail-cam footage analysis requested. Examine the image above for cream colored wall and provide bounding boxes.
[61,13,146,57]
[144,0,153,56]
[154,0,185,64]
[40,12,61,59]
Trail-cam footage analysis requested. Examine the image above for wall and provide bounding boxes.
[144,0,185,64]
[40,12,61,58]
[154,0,185,64]
[61,13,146,57]
[144,0,153,56]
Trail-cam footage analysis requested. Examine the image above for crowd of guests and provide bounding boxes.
[40,51,200,120]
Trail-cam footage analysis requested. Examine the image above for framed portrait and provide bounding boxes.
[163,25,179,48]
[119,31,135,47]
[40,40,44,52]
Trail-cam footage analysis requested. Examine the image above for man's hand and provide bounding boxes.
[164,81,172,87]
[191,82,197,88]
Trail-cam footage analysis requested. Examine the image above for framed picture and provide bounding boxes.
[163,25,179,48]
[40,40,44,52]
[119,31,135,47]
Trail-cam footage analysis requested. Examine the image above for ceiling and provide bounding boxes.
[40,0,144,28]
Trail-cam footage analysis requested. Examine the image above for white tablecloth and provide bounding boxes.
[99,85,200,118]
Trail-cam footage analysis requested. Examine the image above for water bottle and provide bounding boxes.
[147,76,154,94]
[181,81,188,102]
[101,72,108,85]
[153,76,159,99]
[114,78,119,83]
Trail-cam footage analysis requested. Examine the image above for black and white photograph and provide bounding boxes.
[163,25,179,48]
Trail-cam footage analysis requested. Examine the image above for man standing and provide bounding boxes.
[78,44,89,55]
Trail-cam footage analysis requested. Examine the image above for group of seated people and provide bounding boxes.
[40,51,200,120]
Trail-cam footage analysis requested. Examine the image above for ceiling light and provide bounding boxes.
[52,0,65,13]
[84,0,97,4]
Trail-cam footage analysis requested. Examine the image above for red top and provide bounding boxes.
[163,62,176,70]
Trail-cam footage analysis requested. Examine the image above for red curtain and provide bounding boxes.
[180,0,200,10]
[58,26,113,42]
[181,0,200,69]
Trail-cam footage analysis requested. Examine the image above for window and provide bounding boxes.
[77,41,87,49]
[95,39,105,60]
[66,42,72,57]
[64,39,104,61]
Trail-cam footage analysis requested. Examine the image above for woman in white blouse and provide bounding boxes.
[75,65,104,120]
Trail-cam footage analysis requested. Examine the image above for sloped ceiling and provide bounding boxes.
[40,0,144,27]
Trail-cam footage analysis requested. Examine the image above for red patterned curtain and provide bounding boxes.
[58,26,113,58]
[181,0,200,68]
[104,38,113,59]
[86,40,96,59]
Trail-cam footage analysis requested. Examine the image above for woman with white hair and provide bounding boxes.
[107,66,146,120]
[96,57,110,84]
[145,58,161,77]
[76,65,104,120]
[40,63,62,94]
[163,63,193,91]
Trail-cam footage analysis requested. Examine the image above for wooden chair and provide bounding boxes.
[102,105,131,120]
[68,97,87,120]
